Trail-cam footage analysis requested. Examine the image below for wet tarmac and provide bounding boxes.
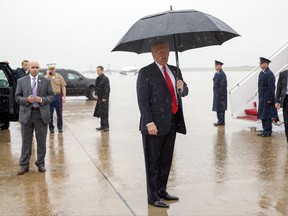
[1,71,288,216]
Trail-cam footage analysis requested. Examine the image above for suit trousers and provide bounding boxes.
[142,113,178,203]
[20,109,48,168]
[101,117,109,128]
[283,96,288,141]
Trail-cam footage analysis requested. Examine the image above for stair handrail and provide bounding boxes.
[229,41,288,94]
[274,63,288,78]
[244,65,288,104]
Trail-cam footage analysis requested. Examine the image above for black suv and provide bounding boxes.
[0,62,18,129]
[0,64,96,130]
[39,69,96,100]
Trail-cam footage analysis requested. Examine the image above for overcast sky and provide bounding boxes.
[1,0,288,71]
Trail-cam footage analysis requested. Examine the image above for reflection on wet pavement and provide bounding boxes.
[213,127,227,183]
[1,72,288,215]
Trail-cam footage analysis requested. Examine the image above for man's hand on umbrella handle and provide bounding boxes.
[177,80,184,91]
[147,123,158,136]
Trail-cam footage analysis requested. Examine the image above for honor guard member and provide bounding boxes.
[45,63,66,133]
[257,57,278,137]
[212,60,227,126]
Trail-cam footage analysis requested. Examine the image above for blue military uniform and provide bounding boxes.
[212,61,227,125]
[257,57,278,136]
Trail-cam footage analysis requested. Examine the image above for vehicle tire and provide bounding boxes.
[0,121,10,130]
[87,87,96,100]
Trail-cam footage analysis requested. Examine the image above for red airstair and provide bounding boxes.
[237,102,258,121]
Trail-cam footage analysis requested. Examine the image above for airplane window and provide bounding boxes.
[0,70,9,87]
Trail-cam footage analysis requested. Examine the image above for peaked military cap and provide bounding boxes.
[47,63,56,69]
[215,60,224,66]
[259,57,271,64]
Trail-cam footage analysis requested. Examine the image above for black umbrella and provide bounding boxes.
[112,7,240,68]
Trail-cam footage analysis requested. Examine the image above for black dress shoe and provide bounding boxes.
[18,167,29,175]
[38,166,46,172]
[160,193,179,201]
[214,122,225,126]
[262,133,271,137]
[148,200,169,208]
[96,127,105,130]
[257,133,263,136]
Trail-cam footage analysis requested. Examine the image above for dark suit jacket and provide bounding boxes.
[15,75,54,125]
[137,62,188,136]
[14,68,29,79]
[276,70,288,107]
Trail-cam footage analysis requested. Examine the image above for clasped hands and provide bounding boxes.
[27,95,41,104]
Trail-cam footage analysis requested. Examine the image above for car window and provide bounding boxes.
[68,72,80,80]
[0,70,9,87]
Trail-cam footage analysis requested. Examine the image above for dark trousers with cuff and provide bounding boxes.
[142,113,177,203]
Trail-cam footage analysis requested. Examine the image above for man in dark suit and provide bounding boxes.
[137,41,188,208]
[275,69,288,143]
[14,60,30,79]
[15,61,54,175]
[212,60,227,126]
[257,57,278,137]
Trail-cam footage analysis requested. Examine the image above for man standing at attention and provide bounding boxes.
[257,57,278,137]
[45,64,66,133]
[212,60,227,126]
[93,66,110,132]
[15,61,54,175]
[137,41,188,208]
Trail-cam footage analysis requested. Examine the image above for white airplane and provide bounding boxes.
[120,66,139,75]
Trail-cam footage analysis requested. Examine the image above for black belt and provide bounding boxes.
[31,107,39,110]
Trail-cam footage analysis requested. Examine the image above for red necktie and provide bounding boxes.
[163,65,178,114]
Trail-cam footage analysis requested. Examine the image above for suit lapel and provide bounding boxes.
[24,76,33,94]
[152,62,169,90]
[37,77,41,95]
[167,65,177,80]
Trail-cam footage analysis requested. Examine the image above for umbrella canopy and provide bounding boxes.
[112,9,240,56]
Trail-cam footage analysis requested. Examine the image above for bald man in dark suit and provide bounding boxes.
[137,41,188,208]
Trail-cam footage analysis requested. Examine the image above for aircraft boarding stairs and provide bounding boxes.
[229,41,288,125]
